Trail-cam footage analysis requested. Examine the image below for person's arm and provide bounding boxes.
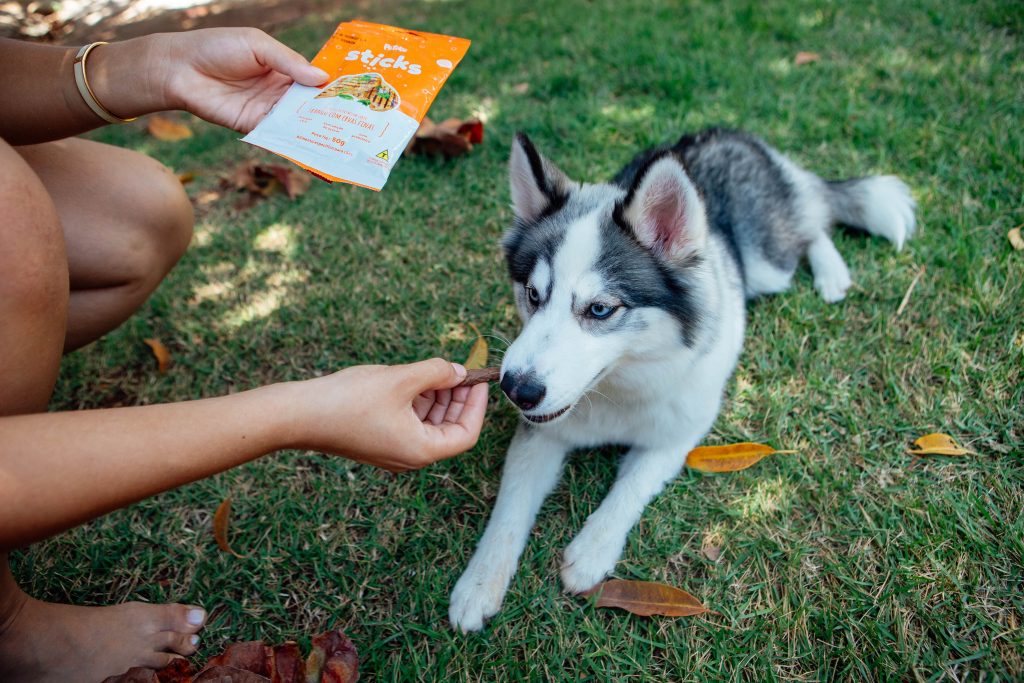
[0,28,328,145]
[0,358,488,553]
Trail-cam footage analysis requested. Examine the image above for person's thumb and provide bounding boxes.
[399,358,467,395]
[251,30,329,86]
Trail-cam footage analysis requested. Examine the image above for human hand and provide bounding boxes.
[88,28,327,132]
[286,359,489,472]
[156,28,328,132]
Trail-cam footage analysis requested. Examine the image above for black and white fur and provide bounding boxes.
[449,128,915,632]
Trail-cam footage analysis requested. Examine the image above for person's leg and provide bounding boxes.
[0,137,202,683]
[17,137,195,352]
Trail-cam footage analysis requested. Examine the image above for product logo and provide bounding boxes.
[344,49,422,75]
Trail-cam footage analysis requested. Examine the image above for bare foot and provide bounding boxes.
[0,588,206,683]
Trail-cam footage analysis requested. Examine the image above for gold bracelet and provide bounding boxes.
[73,42,137,124]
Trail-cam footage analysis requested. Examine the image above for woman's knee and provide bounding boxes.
[123,155,194,284]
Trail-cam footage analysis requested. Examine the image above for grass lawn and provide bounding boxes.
[12,0,1024,680]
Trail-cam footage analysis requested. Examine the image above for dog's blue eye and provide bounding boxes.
[588,303,615,319]
[526,285,540,305]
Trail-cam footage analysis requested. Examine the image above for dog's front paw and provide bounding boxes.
[561,528,621,593]
[814,265,852,303]
[449,566,510,633]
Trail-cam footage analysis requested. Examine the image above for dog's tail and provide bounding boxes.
[826,176,917,251]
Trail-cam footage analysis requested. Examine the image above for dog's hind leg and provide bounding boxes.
[449,426,568,632]
[560,445,691,593]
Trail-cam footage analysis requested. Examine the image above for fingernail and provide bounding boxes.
[187,608,206,625]
[190,634,200,646]
[311,67,330,81]
[452,363,467,378]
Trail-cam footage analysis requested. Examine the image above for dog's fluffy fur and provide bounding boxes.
[449,128,916,632]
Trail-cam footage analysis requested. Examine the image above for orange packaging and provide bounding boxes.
[242,20,471,190]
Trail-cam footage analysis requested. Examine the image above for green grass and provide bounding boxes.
[11,0,1024,680]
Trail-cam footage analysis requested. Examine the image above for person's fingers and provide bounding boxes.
[426,389,453,426]
[425,383,488,457]
[412,390,435,421]
[441,386,472,424]
[397,358,467,395]
[249,29,328,85]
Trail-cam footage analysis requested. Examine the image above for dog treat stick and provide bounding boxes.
[458,366,500,387]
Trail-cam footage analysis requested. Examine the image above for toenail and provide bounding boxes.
[187,608,205,625]
[190,635,200,646]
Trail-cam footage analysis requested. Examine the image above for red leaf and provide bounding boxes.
[269,642,304,683]
[306,631,359,683]
[193,666,270,682]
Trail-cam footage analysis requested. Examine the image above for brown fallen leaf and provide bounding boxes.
[686,442,796,472]
[213,496,245,558]
[458,366,500,387]
[306,630,359,683]
[225,162,313,204]
[105,628,358,683]
[405,116,484,157]
[701,546,722,562]
[586,579,710,617]
[142,338,171,373]
[464,323,488,370]
[907,432,975,456]
[148,116,193,141]
[512,82,529,94]
[1008,226,1024,251]
[193,666,269,682]
[268,643,303,683]
[201,641,268,676]
[178,171,197,185]
[794,51,821,66]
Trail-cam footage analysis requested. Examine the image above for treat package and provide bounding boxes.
[242,20,470,191]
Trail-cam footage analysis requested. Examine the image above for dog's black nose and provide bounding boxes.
[500,371,546,411]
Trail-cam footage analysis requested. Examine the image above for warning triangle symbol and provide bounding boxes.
[376,149,389,161]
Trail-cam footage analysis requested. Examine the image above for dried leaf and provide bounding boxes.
[213,497,245,558]
[193,666,270,683]
[110,628,356,683]
[701,546,722,562]
[225,162,312,204]
[686,442,795,472]
[794,51,821,66]
[907,432,975,456]
[142,338,171,373]
[512,82,529,94]
[148,116,193,141]
[586,579,709,617]
[405,116,484,157]
[178,171,197,185]
[464,323,488,370]
[305,630,359,683]
[269,643,303,683]
[1009,226,1024,251]
[202,641,269,675]
[265,165,312,199]
[155,658,195,683]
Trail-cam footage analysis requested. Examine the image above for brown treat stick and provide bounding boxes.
[458,366,500,387]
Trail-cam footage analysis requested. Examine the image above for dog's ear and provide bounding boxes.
[620,154,708,262]
[509,132,573,222]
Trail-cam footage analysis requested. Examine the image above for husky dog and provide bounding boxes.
[449,128,915,632]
